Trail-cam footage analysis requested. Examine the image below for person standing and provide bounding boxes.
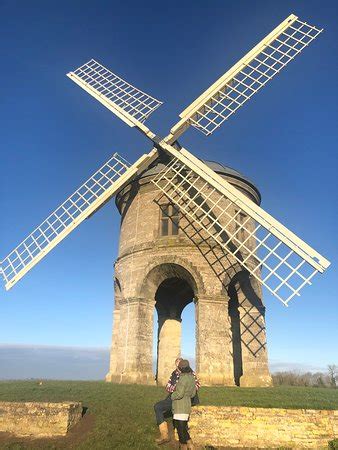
[171,359,196,450]
[154,357,200,445]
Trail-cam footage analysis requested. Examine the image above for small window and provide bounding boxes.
[160,204,180,236]
[234,210,248,242]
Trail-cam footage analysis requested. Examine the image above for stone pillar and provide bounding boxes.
[109,297,155,384]
[229,272,272,387]
[105,308,120,381]
[157,318,181,385]
[238,305,272,387]
[196,296,235,386]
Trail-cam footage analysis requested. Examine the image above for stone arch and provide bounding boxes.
[113,276,122,309]
[139,255,206,301]
[138,257,202,385]
[227,270,264,309]
[219,258,243,296]
[114,276,122,294]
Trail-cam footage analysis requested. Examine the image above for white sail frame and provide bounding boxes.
[67,59,163,129]
[154,142,330,305]
[167,14,323,141]
[0,14,330,301]
[0,150,158,290]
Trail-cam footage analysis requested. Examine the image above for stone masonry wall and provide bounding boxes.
[189,405,338,448]
[0,401,82,437]
[106,163,272,387]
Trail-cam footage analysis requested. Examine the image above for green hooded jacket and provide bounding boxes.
[171,372,196,415]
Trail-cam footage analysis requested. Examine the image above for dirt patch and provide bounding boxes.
[0,410,94,448]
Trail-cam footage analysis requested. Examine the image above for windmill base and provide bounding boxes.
[105,159,273,388]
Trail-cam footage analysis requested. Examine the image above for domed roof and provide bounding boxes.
[203,160,256,186]
[137,158,261,202]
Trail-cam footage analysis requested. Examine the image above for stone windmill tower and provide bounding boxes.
[1,14,330,388]
[105,159,272,387]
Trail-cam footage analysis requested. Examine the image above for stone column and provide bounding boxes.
[196,296,235,386]
[105,308,120,382]
[157,318,181,385]
[238,304,272,387]
[111,297,155,385]
[229,271,272,387]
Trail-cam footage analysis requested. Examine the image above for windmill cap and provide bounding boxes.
[115,156,261,209]
[141,158,261,203]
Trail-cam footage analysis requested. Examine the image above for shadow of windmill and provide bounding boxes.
[154,173,267,386]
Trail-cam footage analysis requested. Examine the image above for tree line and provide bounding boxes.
[272,364,337,388]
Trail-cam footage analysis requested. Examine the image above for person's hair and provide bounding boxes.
[180,366,193,373]
[178,359,192,373]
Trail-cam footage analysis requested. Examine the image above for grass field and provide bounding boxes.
[0,381,337,449]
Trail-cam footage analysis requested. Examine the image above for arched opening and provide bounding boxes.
[180,302,196,369]
[141,261,202,385]
[154,277,194,384]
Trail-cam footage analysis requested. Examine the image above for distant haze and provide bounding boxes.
[0,344,328,380]
[0,344,109,380]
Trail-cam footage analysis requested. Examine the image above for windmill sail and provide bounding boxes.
[0,150,158,290]
[168,14,323,141]
[67,59,162,136]
[154,143,330,305]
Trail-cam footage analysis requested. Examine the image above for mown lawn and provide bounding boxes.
[0,381,337,449]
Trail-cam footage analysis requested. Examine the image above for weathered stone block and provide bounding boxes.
[189,405,337,448]
[0,401,82,437]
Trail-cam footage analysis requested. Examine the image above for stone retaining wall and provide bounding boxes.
[189,406,337,448]
[0,401,82,437]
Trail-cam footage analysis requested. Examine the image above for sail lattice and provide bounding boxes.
[69,59,163,124]
[178,16,322,136]
[0,153,131,290]
[153,157,323,305]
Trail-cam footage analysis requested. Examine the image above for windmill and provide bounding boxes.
[0,15,331,382]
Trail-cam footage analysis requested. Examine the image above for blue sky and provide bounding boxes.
[0,0,337,379]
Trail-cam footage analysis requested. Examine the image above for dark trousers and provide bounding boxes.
[154,396,172,425]
[173,419,190,444]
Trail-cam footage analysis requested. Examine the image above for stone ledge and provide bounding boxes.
[189,405,337,448]
[0,401,82,437]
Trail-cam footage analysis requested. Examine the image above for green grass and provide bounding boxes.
[0,381,337,449]
[329,439,338,449]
